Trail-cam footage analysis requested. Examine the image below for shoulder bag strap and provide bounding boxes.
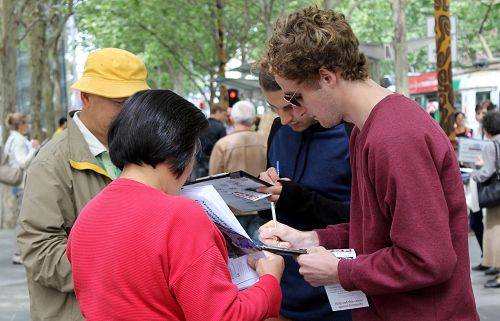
[1,135,14,163]
[493,141,500,179]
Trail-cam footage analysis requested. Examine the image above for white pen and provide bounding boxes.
[271,202,277,229]
[271,161,280,229]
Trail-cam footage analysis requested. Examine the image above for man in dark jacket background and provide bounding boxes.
[196,103,228,178]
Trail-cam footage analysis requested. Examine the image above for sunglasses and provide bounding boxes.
[283,87,302,108]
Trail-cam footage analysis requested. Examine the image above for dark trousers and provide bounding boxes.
[470,209,484,253]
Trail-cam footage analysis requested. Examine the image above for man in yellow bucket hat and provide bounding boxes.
[17,48,150,321]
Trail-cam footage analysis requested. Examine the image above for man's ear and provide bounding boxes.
[80,92,93,111]
[318,67,337,88]
[80,92,89,107]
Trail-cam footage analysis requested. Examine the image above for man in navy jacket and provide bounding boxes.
[257,69,352,321]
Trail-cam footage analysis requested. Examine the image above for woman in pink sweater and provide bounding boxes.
[67,89,284,321]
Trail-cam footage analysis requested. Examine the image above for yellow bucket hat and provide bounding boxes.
[71,48,150,98]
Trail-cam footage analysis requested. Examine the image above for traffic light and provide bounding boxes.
[228,88,239,107]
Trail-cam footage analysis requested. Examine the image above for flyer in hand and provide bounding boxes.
[324,249,369,311]
[180,185,257,255]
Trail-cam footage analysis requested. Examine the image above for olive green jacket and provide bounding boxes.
[17,118,112,321]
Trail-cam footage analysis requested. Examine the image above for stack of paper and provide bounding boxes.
[228,255,260,290]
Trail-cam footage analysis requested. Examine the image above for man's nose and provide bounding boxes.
[292,105,307,118]
[280,111,293,125]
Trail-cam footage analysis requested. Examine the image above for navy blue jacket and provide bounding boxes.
[264,117,352,321]
[197,118,226,174]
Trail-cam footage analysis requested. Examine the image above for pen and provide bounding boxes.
[271,201,277,229]
[271,160,280,229]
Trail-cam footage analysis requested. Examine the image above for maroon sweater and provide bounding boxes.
[67,178,281,321]
[316,94,479,321]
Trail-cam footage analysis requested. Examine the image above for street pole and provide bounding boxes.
[434,0,455,138]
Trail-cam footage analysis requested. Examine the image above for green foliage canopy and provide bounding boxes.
[75,0,499,97]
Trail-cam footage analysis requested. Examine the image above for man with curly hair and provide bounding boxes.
[258,6,479,321]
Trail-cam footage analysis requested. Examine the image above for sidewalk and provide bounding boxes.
[469,233,500,320]
[0,229,499,320]
[0,230,30,321]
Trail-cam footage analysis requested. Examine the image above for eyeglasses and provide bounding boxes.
[283,87,302,107]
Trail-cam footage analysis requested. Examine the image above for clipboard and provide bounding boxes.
[183,171,273,212]
[257,244,307,256]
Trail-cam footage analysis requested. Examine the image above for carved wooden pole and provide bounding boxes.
[434,0,455,138]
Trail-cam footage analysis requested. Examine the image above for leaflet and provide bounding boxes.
[325,249,369,311]
[228,254,262,290]
[180,185,260,289]
[458,138,489,163]
[180,185,256,255]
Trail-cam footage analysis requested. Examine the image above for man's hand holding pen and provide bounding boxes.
[257,166,290,202]
[259,221,320,250]
[258,165,286,229]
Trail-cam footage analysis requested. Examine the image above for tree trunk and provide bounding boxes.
[43,54,55,136]
[52,37,64,124]
[392,0,409,96]
[0,0,25,230]
[215,0,227,105]
[27,1,47,141]
[164,60,185,96]
[208,71,216,107]
[0,0,20,143]
[260,0,274,38]
[434,0,455,137]
[239,0,251,65]
[47,0,74,126]
[322,0,340,9]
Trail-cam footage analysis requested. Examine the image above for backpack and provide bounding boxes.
[0,137,23,186]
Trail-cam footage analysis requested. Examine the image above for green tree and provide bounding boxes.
[0,0,32,141]
[75,0,304,104]
[74,0,499,104]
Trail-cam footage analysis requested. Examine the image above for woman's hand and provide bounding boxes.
[31,139,40,150]
[247,251,284,282]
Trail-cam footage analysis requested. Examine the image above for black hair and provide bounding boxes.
[59,117,67,126]
[258,69,281,92]
[482,111,500,136]
[454,111,465,120]
[108,90,209,178]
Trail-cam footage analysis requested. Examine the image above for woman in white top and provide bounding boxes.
[471,110,500,287]
[4,112,40,264]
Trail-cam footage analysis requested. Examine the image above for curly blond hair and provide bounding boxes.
[263,6,368,84]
